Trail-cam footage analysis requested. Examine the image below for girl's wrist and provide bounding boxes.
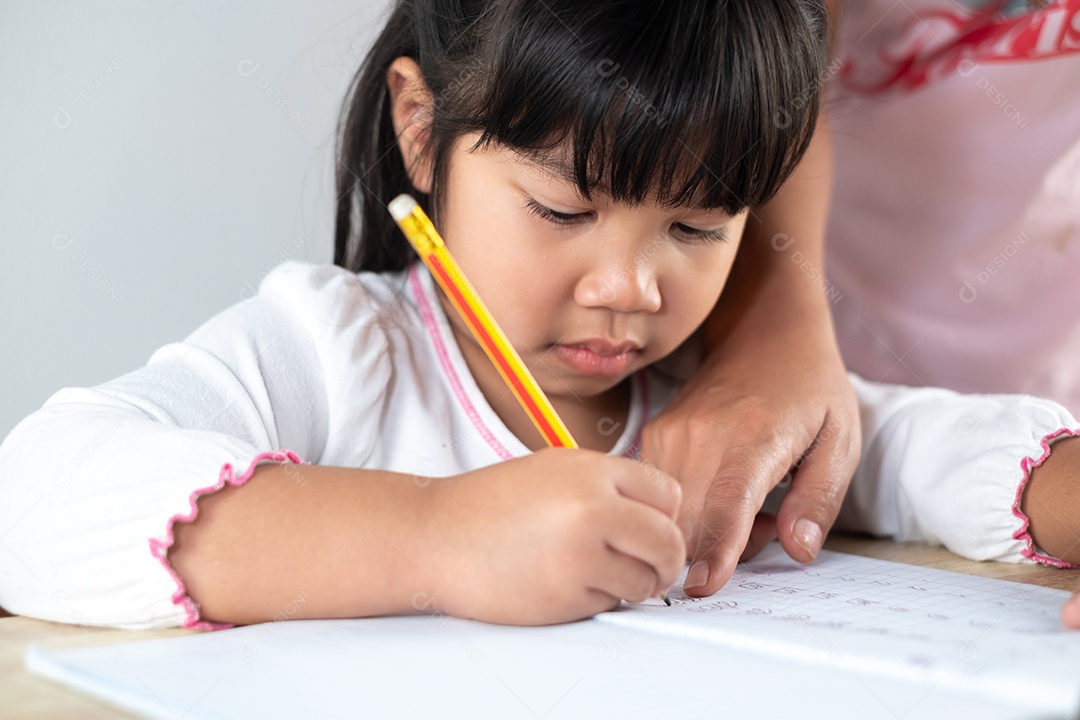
[406,473,470,619]
[343,468,458,620]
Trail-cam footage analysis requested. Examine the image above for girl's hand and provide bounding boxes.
[1063,585,1080,628]
[422,447,685,625]
[1066,587,1080,629]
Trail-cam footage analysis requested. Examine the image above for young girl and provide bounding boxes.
[0,0,1077,630]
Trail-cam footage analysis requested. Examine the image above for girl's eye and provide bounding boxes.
[525,197,729,244]
[673,223,730,244]
[524,198,591,226]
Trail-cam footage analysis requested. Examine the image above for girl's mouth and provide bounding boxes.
[550,342,640,376]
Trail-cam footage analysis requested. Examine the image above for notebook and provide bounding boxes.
[26,544,1080,719]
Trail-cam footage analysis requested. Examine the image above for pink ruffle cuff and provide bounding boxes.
[1011,428,1080,569]
[149,450,307,630]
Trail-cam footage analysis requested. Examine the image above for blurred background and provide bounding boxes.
[0,1,393,439]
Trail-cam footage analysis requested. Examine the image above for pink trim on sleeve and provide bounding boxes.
[148,450,307,630]
[1011,428,1080,569]
[408,265,515,460]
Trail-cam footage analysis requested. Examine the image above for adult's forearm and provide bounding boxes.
[701,116,836,355]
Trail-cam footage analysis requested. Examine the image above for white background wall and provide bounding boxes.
[0,0,393,440]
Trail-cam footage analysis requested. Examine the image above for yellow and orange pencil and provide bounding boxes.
[389,194,577,449]
[388,193,671,606]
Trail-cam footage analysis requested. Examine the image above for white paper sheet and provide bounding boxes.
[597,545,1080,711]
[25,545,1080,719]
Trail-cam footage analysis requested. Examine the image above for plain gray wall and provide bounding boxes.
[0,1,394,440]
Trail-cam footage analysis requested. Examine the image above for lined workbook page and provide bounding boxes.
[596,544,1080,711]
[26,612,1060,719]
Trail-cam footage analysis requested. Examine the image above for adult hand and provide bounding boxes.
[639,294,859,597]
[639,113,861,597]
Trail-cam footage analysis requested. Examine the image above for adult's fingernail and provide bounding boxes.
[685,560,709,590]
[794,518,823,559]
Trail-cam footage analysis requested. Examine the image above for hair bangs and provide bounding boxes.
[335,0,829,272]
[465,0,827,214]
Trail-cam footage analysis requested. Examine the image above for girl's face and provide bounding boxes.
[435,131,746,402]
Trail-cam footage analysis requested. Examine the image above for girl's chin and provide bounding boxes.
[542,370,636,400]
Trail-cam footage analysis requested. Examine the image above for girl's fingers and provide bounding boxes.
[589,548,663,604]
[1063,587,1080,629]
[583,587,623,617]
[610,459,683,519]
[603,500,686,591]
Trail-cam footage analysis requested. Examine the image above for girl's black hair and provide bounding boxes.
[334,0,829,273]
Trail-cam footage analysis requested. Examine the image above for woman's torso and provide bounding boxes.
[826,0,1080,414]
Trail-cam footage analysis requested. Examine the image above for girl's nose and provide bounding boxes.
[575,257,662,314]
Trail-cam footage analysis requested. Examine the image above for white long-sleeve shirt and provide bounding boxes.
[0,261,1076,629]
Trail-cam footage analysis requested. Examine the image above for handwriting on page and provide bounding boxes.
[595,545,1080,708]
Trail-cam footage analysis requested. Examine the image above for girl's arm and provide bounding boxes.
[0,270,337,629]
[1021,436,1080,628]
[641,115,861,596]
[169,463,439,624]
[170,448,685,626]
[0,261,682,629]
[1024,436,1080,567]
[836,373,1080,623]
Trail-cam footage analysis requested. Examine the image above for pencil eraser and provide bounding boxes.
[388,194,418,222]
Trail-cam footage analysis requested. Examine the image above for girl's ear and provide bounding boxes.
[387,57,436,194]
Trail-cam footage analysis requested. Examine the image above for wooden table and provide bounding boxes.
[3,536,1078,719]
